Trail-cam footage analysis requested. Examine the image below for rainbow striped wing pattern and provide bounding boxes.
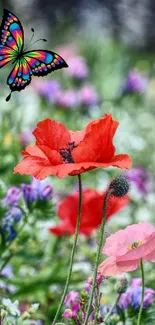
[0,9,23,67]
[24,50,67,76]
[7,58,32,91]
[0,9,68,101]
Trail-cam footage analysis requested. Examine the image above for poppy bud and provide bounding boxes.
[109,175,130,197]
[115,275,128,293]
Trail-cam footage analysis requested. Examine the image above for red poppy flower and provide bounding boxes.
[49,189,129,236]
[14,114,132,179]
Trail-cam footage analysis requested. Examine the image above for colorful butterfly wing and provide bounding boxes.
[0,9,24,53]
[23,50,68,76]
[7,57,32,91]
[0,45,15,68]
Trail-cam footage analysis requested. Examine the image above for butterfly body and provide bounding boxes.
[0,9,68,101]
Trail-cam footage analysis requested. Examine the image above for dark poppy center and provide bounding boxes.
[59,142,77,164]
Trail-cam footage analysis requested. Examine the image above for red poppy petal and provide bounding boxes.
[72,114,119,163]
[33,118,71,151]
[110,154,132,169]
[14,153,132,180]
[14,156,55,180]
[49,221,74,236]
[56,189,129,236]
[85,114,118,136]
[38,145,62,165]
[107,195,129,219]
[22,145,47,159]
[58,195,79,221]
[69,130,86,146]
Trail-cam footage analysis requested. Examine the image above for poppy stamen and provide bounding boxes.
[59,141,77,164]
[127,240,144,251]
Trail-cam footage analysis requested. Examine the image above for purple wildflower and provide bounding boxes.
[31,177,53,200]
[1,207,23,243]
[80,84,99,106]
[124,166,153,194]
[4,187,21,206]
[4,207,23,223]
[63,302,80,319]
[96,273,104,285]
[65,291,79,307]
[123,69,147,94]
[21,178,53,204]
[55,89,79,109]
[0,265,13,279]
[118,291,132,309]
[131,278,142,288]
[132,287,155,308]
[36,321,43,325]
[0,281,16,293]
[33,79,61,102]
[2,224,17,241]
[19,130,34,146]
[66,56,89,79]
[119,285,155,310]
[21,184,38,204]
[62,308,73,319]
[39,185,53,200]
[86,276,93,286]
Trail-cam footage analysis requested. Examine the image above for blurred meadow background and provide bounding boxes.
[1,0,155,324]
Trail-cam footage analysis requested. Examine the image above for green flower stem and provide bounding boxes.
[52,174,83,325]
[137,259,145,325]
[84,190,112,325]
[93,286,100,324]
[0,252,12,274]
[103,293,121,323]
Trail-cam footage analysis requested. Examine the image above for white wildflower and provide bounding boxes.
[2,298,20,316]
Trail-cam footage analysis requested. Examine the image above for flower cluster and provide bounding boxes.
[1,207,23,241]
[124,166,153,194]
[119,279,155,310]
[33,45,99,110]
[1,178,53,242]
[33,79,99,110]
[21,177,53,205]
[122,69,148,95]
[62,273,105,324]
[1,298,40,325]
[4,178,53,207]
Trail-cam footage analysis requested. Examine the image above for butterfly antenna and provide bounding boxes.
[25,28,35,50]
[26,38,47,50]
[6,91,12,102]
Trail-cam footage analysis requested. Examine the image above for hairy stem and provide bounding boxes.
[52,174,83,325]
[104,293,121,323]
[137,259,145,325]
[84,190,112,325]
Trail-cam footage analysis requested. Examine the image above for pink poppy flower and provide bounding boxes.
[98,222,155,276]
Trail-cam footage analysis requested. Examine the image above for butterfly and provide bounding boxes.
[0,9,68,101]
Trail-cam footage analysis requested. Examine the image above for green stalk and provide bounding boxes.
[137,259,145,325]
[84,190,112,325]
[103,293,121,323]
[52,174,83,325]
